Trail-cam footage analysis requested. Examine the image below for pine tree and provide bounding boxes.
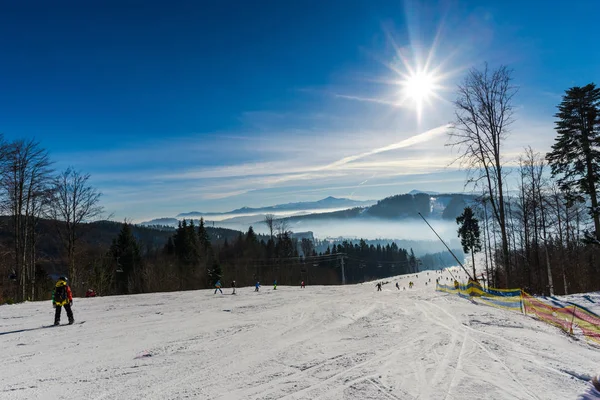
[208,260,222,286]
[409,248,417,273]
[198,218,211,251]
[456,207,482,279]
[110,223,142,294]
[164,236,175,255]
[546,83,600,242]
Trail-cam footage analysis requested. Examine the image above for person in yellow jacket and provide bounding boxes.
[52,276,74,326]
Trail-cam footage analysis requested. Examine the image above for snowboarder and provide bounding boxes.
[231,280,236,295]
[396,282,400,290]
[376,282,382,291]
[52,276,74,326]
[214,280,223,294]
[301,281,305,289]
[255,281,260,292]
[577,371,600,399]
[273,280,277,290]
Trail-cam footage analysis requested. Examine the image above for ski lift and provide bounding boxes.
[377,263,383,268]
[312,263,319,267]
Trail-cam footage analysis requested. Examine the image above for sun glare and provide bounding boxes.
[397,69,440,122]
[404,72,435,103]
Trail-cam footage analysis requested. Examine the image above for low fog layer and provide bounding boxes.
[217,217,460,243]
[204,207,351,222]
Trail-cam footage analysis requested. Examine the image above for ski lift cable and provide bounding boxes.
[244,253,346,264]
[344,256,412,265]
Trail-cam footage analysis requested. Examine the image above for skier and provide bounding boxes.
[273,280,277,290]
[577,371,600,399]
[52,276,74,326]
[214,280,223,294]
[396,282,400,290]
[255,281,260,292]
[231,280,236,295]
[376,282,382,291]
[301,281,305,289]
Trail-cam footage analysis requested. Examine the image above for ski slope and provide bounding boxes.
[2,270,600,400]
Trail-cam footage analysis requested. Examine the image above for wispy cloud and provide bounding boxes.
[322,125,450,170]
[333,94,404,107]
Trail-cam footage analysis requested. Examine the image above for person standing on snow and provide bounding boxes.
[52,276,74,326]
[376,282,382,291]
[255,281,260,292]
[578,371,600,399]
[301,281,305,288]
[273,280,277,290]
[214,280,223,294]
[396,282,400,290]
[231,280,236,295]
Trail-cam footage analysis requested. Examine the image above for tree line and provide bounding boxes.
[448,64,600,295]
[0,136,103,303]
[97,216,440,296]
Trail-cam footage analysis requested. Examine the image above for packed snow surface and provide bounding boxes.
[2,269,600,400]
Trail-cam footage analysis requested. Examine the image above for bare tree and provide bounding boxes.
[520,147,554,294]
[264,214,275,240]
[276,219,290,238]
[448,64,517,286]
[47,167,103,295]
[1,139,53,301]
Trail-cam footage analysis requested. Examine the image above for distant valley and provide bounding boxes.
[140,191,479,241]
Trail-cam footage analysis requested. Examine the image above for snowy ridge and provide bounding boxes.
[1,269,600,399]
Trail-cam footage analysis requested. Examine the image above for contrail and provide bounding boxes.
[321,124,450,171]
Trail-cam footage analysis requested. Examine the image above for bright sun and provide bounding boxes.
[399,70,440,121]
[404,72,435,102]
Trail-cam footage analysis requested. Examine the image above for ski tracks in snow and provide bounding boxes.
[3,278,600,399]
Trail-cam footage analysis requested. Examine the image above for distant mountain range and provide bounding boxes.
[139,191,478,229]
[175,196,376,217]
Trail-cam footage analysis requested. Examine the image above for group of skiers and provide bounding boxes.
[375,282,413,292]
[213,279,306,294]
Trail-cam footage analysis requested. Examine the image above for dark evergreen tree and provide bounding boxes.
[208,260,222,286]
[173,220,200,266]
[198,217,211,251]
[276,231,295,258]
[456,206,482,279]
[546,83,600,242]
[409,248,417,273]
[164,236,175,255]
[110,223,142,294]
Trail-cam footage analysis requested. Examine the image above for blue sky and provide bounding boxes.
[1,0,599,221]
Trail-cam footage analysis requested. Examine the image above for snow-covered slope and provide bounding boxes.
[2,270,599,400]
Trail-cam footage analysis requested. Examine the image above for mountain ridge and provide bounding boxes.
[176,196,376,217]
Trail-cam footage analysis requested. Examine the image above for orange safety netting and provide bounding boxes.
[522,292,600,344]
